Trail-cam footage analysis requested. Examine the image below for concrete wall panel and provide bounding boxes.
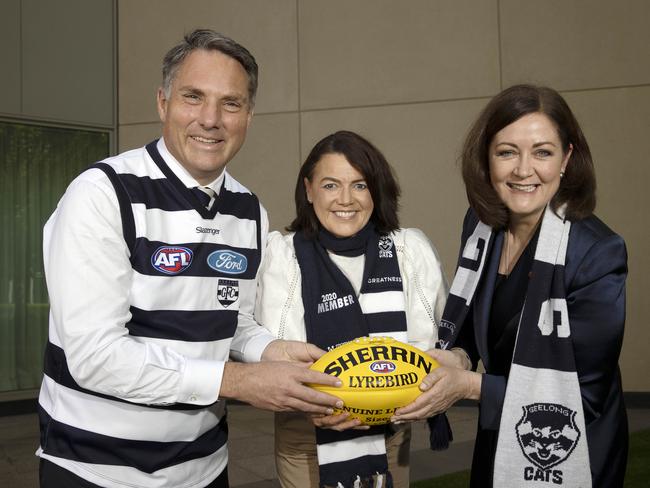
[501,0,650,90]
[299,0,500,110]
[0,0,21,115]
[22,0,114,125]
[119,0,298,125]
[564,86,650,390]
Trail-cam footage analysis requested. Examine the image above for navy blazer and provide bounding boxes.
[454,208,628,487]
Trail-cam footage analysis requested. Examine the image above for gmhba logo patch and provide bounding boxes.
[217,279,239,307]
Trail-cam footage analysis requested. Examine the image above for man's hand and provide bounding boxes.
[221,359,343,414]
[390,367,481,422]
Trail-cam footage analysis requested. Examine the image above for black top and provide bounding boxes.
[487,228,539,377]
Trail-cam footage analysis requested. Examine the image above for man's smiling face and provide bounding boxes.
[157,49,253,184]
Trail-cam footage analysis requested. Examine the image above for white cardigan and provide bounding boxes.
[255,228,448,351]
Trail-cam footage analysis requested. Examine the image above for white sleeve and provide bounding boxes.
[255,232,307,342]
[44,171,222,406]
[400,228,449,350]
[229,203,276,362]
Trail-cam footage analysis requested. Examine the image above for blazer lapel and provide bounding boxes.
[473,230,503,371]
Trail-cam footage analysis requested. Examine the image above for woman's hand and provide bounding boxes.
[310,412,370,431]
[390,367,481,422]
[261,339,325,365]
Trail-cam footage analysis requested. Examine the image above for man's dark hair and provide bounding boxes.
[162,29,258,106]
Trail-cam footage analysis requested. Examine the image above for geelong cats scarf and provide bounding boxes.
[294,223,407,488]
[438,206,591,487]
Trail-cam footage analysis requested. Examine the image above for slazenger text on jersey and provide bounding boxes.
[196,226,220,235]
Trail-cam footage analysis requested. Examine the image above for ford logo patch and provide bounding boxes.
[151,246,193,275]
[370,361,396,373]
[207,250,248,275]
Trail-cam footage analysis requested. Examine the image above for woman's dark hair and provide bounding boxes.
[288,130,401,238]
[461,84,596,228]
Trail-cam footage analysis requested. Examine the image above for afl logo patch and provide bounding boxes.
[151,246,193,275]
[207,250,248,275]
[370,361,396,373]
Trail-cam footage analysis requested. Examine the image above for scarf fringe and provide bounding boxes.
[332,471,392,488]
[427,413,453,450]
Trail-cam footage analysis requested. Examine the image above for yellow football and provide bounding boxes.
[309,336,438,425]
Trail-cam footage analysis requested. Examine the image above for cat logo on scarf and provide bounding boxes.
[378,235,393,258]
[516,402,580,473]
[217,279,239,307]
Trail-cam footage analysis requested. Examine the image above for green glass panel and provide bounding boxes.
[0,122,109,392]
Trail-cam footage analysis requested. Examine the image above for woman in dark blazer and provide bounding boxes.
[393,84,627,487]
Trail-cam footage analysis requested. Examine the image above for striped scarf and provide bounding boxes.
[437,206,591,487]
[294,224,407,488]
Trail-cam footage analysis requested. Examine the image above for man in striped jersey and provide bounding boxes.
[37,29,341,488]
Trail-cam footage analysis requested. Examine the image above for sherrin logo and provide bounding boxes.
[207,250,248,275]
[370,360,396,373]
[151,246,193,275]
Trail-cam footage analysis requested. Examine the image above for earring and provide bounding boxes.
[560,171,565,178]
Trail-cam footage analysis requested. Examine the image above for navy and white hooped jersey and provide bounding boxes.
[37,139,268,487]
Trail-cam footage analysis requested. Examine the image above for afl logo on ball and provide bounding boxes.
[370,361,396,373]
[207,250,248,275]
[151,246,193,275]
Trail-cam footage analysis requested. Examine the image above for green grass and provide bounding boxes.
[411,428,650,487]
[411,470,471,488]
[624,427,650,487]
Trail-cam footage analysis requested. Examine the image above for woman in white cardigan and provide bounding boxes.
[255,130,448,488]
